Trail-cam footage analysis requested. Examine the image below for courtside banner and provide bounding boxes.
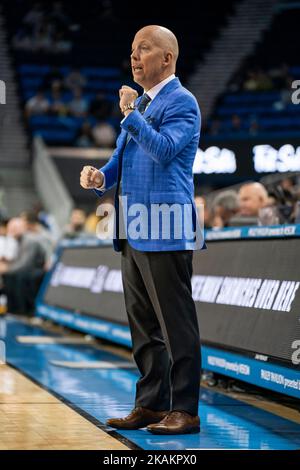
[37,227,300,368]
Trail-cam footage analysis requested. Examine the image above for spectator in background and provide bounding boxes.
[62,208,89,239]
[68,87,88,117]
[32,20,53,52]
[274,75,295,110]
[269,63,289,89]
[0,218,18,262]
[266,183,297,224]
[25,89,49,118]
[48,1,71,34]
[85,202,101,235]
[280,177,296,193]
[43,66,64,90]
[243,70,259,91]
[22,2,45,35]
[194,195,211,229]
[92,121,116,147]
[52,30,72,54]
[64,68,86,92]
[14,2,45,45]
[85,196,115,239]
[0,219,7,237]
[32,202,61,242]
[255,69,274,91]
[76,121,95,147]
[21,211,55,270]
[50,78,63,93]
[211,190,239,228]
[49,82,67,115]
[243,69,273,92]
[14,19,52,52]
[0,218,47,314]
[238,182,269,217]
[13,1,74,54]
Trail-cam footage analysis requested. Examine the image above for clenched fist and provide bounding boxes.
[80,165,104,189]
[119,85,138,113]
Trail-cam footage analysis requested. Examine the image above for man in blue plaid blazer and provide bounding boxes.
[80,25,205,434]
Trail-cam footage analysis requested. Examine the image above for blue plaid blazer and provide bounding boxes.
[94,78,206,252]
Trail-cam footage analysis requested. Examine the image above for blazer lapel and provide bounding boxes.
[125,78,182,143]
[142,77,181,119]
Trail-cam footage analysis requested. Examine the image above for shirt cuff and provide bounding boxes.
[96,171,105,190]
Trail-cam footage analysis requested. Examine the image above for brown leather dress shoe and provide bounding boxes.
[147,410,200,434]
[106,407,169,430]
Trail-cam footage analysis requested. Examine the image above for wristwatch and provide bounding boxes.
[121,102,136,114]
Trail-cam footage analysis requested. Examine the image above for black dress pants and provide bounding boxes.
[121,241,201,416]
[3,269,44,315]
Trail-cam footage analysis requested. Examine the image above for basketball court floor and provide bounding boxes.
[0,315,299,450]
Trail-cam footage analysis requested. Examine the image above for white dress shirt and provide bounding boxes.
[145,73,175,101]
[97,74,176,190]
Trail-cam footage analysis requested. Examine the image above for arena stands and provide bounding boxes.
[1,0,300,229]
[3,0,238,145]
[1,2,300,454]
[205,2,300,137]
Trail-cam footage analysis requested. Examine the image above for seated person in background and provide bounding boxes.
[238,182,269,217]
[76,121,95,148]
[0,218,18,262]
[211,190,239,228]
[43,66,64,90]
[52,30,72,54]
[25,89,49,118]
[95,197,115,239]
[85,196,114,236]
[62,208,89,239]
[64,68,86,92]
[0,219,7,237]
[68,87,88,117]
[32,202,61,242]
[22,2,45,35]
[266,184,298,224]
[92,121,116,147]
[21,211,55,270]
[49,82,67,116]
[0,218,47,315]
[229,182,269,226]
[280,177,296,194]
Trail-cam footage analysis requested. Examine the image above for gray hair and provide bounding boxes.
[212,190,239,211]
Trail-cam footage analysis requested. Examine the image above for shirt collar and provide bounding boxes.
[145,74,176,101]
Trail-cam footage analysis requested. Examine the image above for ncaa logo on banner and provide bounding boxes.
[0,80,6,104]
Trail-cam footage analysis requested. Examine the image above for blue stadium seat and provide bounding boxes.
[33,129,76,144]
[223,91,280,104]
[18,64,50,75]
[81,67,120,78]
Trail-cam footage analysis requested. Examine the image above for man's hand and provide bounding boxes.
[119,85,138,114]
[80,166,104,189]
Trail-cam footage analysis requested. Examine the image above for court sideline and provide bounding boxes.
[0,315,300,450]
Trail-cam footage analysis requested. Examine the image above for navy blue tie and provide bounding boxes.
[137,93,151,114]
